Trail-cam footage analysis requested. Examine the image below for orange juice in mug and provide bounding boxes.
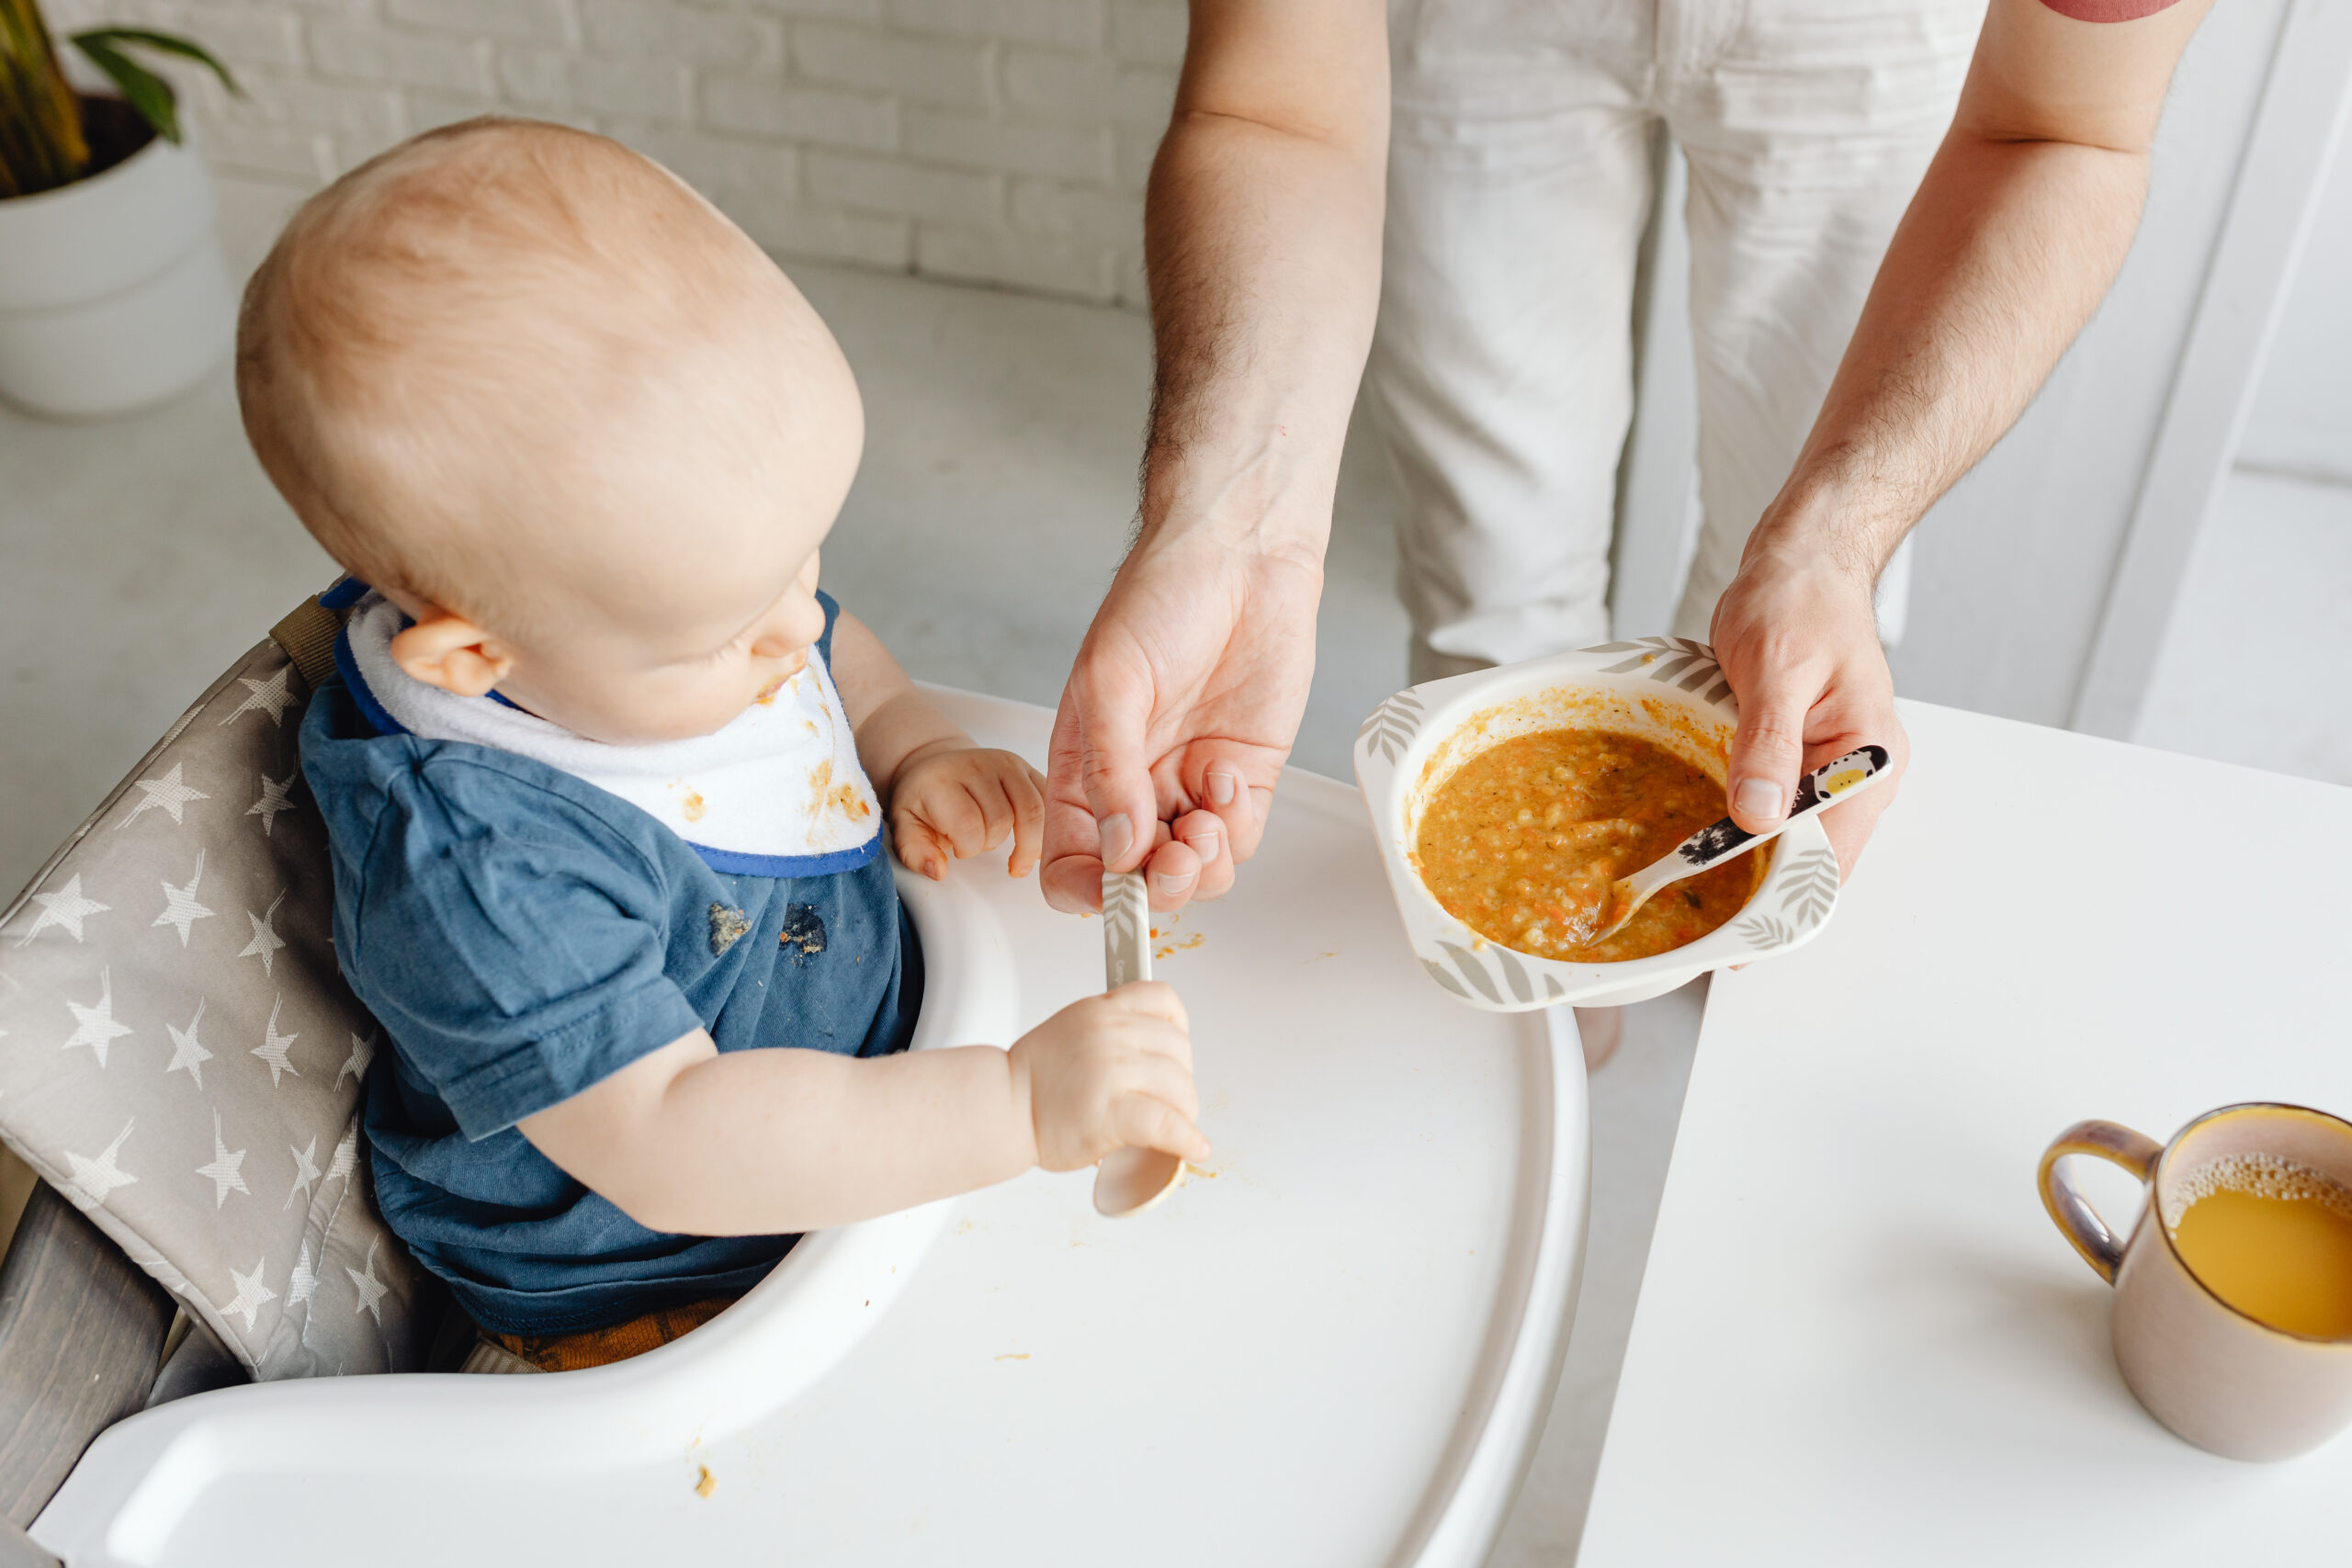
[2040,1102,2352,1460]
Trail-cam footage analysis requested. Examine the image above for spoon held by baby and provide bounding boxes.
[1092,870,1187,1218]
[1576,745,1891,948]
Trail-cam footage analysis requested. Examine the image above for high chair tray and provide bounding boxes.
[35,689,1588,1568]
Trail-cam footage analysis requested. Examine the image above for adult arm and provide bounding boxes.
[1714,0,2212,870]
[1039,0,1389,913]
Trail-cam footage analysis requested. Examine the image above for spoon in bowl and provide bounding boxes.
[1575,745,1892,948]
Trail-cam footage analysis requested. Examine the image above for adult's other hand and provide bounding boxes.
[1709,543,1909,878]
[1043,530,1321,913]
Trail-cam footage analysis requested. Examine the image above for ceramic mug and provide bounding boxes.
[2039,1102,2352,1461]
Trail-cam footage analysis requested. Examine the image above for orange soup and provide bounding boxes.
[1412,728,1765,963]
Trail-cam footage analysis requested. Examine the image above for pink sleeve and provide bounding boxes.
[2036,0,2185,19]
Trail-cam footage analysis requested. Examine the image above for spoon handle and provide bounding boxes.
[1102,871,1151,987]
[1094,873,1183,1217]
[1649,744,1892,887]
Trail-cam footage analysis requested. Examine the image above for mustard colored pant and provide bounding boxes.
[458,1295,739,1375]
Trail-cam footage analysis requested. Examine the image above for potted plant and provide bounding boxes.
[0,1,240,417]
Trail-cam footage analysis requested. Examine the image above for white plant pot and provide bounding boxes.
[0,126,235,419]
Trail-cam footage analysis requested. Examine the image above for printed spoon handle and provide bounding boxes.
[1636,744,1892,893]
[1102,871,1151,987]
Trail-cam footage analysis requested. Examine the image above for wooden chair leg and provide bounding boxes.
[0,1182,173,1528]
[0,1517,60,1568]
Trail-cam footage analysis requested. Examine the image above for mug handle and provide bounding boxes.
[2038,1120,2164,1283]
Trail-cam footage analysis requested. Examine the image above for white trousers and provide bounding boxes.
[1365,0,1986,675]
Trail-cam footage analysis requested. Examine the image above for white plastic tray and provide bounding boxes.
[37,689,1588,1567]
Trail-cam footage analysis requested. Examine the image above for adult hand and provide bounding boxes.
[1709,542,1909,877]
[1043,529,1322,913]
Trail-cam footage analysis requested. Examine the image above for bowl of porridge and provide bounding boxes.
[1353,638,1845,1011]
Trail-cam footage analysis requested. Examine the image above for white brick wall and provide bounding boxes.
[47,0,1184,304]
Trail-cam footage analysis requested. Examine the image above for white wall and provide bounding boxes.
[2237,130,2352,482]
[46,0,1183,305]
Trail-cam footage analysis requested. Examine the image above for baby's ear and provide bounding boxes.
[390,612,514,698]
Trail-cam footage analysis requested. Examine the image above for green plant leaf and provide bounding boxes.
[73,28,242,96]
[68,28,244,147]
[2,0,92,192]
[69,34,178,143]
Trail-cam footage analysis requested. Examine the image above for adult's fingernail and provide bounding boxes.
[1734,779,1783,821]
[1151,867,1194,897]
[1099,813,1134,865]
[1187,820,1221,859]
[1207,771,1237,807]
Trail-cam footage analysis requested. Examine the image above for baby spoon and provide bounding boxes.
[1092,870,1186,1218]
[1578,745,1891,947]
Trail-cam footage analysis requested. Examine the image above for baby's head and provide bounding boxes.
[237,117,861,744]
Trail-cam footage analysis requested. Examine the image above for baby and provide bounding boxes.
[237,118,1208,1370]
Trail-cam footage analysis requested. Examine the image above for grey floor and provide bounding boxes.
[5,172,2340,1563]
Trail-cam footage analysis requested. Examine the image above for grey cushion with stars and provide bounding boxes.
[0,635,431,1377]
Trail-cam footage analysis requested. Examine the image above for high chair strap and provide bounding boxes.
[269,592,345,692]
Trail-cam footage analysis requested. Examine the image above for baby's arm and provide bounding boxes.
[826,609,1046,878]
[825,611,969,795]
[517,983,1205,1235]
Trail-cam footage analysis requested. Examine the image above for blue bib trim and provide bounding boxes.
[691,838,882,878]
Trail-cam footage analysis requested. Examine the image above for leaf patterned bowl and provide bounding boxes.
[1353,639,1843,1011]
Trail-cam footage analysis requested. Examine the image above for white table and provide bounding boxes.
[39,691,1587,1568]
[1578,700,2352,1562]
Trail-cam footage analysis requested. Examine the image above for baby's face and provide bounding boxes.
[247,125,873,748]
[365,225,865,745]
[382,330,864,749]
[485,541,835,746]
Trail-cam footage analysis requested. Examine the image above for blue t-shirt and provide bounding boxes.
[299,598,922,1336]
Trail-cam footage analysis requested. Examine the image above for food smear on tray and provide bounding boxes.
[1411,728,1766,963]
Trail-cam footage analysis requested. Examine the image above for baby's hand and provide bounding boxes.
[1010,982,1208,1171]
[890,746,1046,880]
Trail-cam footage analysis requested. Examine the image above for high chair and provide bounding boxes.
[0,593,1588,1567]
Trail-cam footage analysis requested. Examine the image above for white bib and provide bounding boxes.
[337,592,884,877]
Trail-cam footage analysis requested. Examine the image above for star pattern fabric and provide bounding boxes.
[62,966,134,1068]
[152,850,216,947]
[236,891,287,976]
[164,998,213,1089]
[220,667,297,728]
[346,1238,388,1326]
[252,995,300,1088]
[334,1030,376,1090]
[246,772,297,836]
[119,762,209,829]
[0,635,427,1380]
[62,1119,138,1210]
[284,1136,321,1211]
[197,1108,250,1209]
[15,873,110,947]
[288,1241,318,1310]
[323,1124,358,1190]
[224,1255,277,1332]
